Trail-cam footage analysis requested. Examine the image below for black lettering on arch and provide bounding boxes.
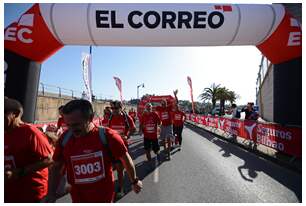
[208,11,224,29]
[178,11,192,29]
[194,11,206,29]
[162,11,176,29]
[128,10,143,29]
[96,10,109,28]
[144,11,161,29]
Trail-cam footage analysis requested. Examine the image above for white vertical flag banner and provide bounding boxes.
[113,76,123,103]
[81,52,92,102]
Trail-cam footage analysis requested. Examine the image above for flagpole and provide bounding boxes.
[89,45,93,100]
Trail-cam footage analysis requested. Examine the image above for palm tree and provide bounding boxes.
[216,87,230,115]
[227,90,239,104]
[198,83,220,109]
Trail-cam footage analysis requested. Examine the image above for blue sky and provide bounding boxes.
[4,3,262,104]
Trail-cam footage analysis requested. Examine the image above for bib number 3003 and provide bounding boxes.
[74,162,101,175]
[71,151,105,184]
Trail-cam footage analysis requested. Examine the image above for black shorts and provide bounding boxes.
[144,138,160,153]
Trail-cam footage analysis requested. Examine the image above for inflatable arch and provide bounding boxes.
[4,3,302,122]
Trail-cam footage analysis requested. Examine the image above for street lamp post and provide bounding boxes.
[137,83,145,99]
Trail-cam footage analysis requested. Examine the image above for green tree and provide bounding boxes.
[216,87,230,115]
[198,83,221,109]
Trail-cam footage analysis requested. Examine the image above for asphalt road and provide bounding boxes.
[57,125,301,203]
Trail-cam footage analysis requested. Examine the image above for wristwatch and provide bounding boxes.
[132,177,139,185]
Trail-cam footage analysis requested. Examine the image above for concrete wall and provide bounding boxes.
[35,93,136,123]
[257,65,274,122]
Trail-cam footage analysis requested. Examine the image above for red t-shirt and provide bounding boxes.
[4,124,53,202]
[172,111,186,126]
[57,117,66,128]
[53,127,127,203]
[128,111,137,119]
[140,112,161,139]
[156,106,173,126]
[101,118,109,127]
[109,113,136,146]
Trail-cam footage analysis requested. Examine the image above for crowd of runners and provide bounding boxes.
[4,90,186,203]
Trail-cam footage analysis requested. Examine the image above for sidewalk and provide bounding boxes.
[185,120,302,173]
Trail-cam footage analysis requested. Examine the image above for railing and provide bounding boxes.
[38,82,114,101]
[256,55,272,98]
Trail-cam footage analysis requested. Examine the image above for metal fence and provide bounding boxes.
[256,55,271,99]
[38,82,114,101]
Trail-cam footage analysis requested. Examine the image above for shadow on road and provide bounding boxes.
[186,124,302,202]
[114,136,176,202]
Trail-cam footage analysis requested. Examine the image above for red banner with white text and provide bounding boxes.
[186,114,301,158]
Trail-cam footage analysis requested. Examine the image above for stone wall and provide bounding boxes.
[35,93,136,123]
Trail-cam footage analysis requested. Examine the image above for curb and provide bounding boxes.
[185,121,301,174]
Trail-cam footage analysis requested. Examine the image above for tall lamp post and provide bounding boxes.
[137,83,145,99]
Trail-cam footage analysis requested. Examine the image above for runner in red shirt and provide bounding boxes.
[128,108,137,124]
[172,104,186,150]
[155,90,178,160]
[139,103,161,162]
[4,97,53,202]
[101,106,111,127]
[56,105,67,136]
[109,101,136,198]
[44,99,142,203]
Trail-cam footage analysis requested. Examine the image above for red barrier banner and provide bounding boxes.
[198,115,206,126]
[205,116,218,128]
[187,116,301,158]
[223,118,243,136]
[255,123,302,157]
[241,120,258,141]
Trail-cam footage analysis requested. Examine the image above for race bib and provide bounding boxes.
[71,151,105,184]
[5,155,16,170]
[161,112,169,120]
[145,124,155,133]
[111,125,125,136]
[174,114,182,121]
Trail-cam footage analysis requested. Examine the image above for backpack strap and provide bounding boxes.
[98,127,108,146]
[61,130,73,147]
[122,111,130,129]
[108,114,113,127]
[98,127,114,161]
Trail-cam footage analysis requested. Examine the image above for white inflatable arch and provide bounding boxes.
[4,3,302,122]
[5,3,301,64]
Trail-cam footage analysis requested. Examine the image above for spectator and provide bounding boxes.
[4,97,53,202]
[241,102,258,121]
[231,104,241,119]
